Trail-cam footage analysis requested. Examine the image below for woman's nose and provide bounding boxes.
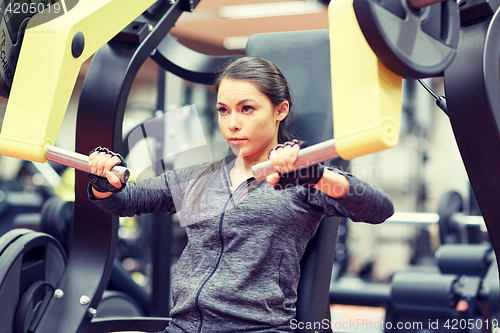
[228,113,241,131]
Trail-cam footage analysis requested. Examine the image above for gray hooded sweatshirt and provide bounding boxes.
[90,154,394,333]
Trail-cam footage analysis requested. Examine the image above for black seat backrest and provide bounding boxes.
[245,30,348,333]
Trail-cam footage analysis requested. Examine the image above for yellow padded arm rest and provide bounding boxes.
[329,0,403,160]
[0,0,156,162]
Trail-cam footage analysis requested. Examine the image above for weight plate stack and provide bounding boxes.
[0,228,66,333]
[353,0,460,78]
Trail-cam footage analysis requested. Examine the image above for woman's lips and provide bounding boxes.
[229,138,246,145]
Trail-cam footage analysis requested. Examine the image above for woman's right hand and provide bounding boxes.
[88,147,125,198]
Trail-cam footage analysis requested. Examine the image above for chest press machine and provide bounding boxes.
[0,0,497,332]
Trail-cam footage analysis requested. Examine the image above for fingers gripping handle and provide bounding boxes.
[45,145,130,183]
[251,139,339,181]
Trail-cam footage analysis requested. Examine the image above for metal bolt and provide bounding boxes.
[80,295,90,305]
[148,24,153,32]
[150,49,157,57]
[168,0,175,4]
[88,307,97,318]
[54,289,64,299]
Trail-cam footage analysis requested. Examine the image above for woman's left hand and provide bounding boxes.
[266,140,302,186]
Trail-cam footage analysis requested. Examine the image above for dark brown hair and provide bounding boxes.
[181,57,295,217]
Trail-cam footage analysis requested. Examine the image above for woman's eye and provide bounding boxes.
[218,107,228,114]
[242,106,254,113]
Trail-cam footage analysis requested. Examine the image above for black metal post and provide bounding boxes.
[444,9,500,287]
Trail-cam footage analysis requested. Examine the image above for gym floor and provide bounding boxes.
[331,305,385,333]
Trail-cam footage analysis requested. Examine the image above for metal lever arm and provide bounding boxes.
[45,145,130,183]
[251,139,339,181]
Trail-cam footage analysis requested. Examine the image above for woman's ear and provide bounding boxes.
[276,101,289,121]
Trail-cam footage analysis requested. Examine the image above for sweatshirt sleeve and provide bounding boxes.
[88,163,205,217]
[305,167,394,224]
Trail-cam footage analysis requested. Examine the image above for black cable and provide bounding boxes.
[417,79,448,116]
[417,79,439,99]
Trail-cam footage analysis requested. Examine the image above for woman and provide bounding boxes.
[88,57,394,332]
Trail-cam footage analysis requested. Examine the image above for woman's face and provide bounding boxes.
[217,78,288,161]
